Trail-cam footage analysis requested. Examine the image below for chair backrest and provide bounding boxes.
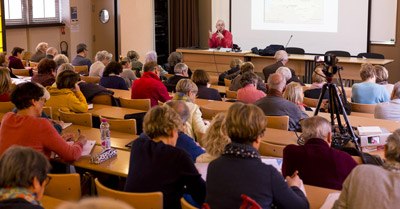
[350,102,376,114]
[58,109,93,127]
[258,141,285,157]
[0,102,15,113]
[95,178,163,209]
[42,106,52,119]
[44,173,81,201]
[29,62,39,68]
[224,78,232,87]
[21,60,27,67]
[225,90,237,99]
[181,197,199,209]
[265,115,289,130]
[352,155,363,165]
[357,53,385,59]
[240,194,262,209]
[11,68,29,76]
[74,65,89,75]
[100,116,137,134]
[158,101,164,106]
[285,47,305,55]
[325,50,351,57]
[200,106,227,120]
[80,76,100,84]
[120,98,151,111]
[303,97,328,108]
[92,94,113,106]
[166,73,174,79]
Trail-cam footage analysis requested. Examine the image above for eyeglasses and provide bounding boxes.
[44,176,52,186]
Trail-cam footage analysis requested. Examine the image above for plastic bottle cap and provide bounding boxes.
[101,118,107,122]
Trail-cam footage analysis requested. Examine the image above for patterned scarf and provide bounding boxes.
[222,142,261,159]
[172,92,192,103]
[383,160,400,172]
[0,187,42,206]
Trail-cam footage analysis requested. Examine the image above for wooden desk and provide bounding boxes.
[194,99,233,111]
[63,125,137,151]
[42,195,65,209]
[209,85,228,94]
[304,185,340,209]
[261,128,298,145]
[88,104,145,119]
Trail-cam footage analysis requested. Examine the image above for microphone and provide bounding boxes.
[285,35,293,48]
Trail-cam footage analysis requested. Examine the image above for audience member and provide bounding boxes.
[0,146,51,209]
[0,53,16,78]
[263,50,303,85]
[31,58,57,87]
[237,71,266,103]
[192,69,222,101]
[56,197,133,209]
[124,105,205,209]
[89,50,112,77]
[164,63,189,91]
[71,43,92,69]
[254,73,308,131]
[351,63,390,104]
[283,82,310,112]
[126,50,142,77]
[8,47,25,70]
[45,47,58,60]
[196,113,230,163]
[31,42,48,62]
[218,58,242,85]
[99,61,128,90]
[0,67,11,102]
[375,81,400,121]
[166,51,193,78]
[304,67,329,99]
[282,116,358,190]
[54,54,69,71]
[229,62,267,93]
[0,82,86,161]
[205,102,309,209]
[119,57,137,87]
[172,79,208,139]
[144,51,167,79]
[46,70,88,119]
[131,61,172,106]
[374,65,394,95]
[333,129,400,209]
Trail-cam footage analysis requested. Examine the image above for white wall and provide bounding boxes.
[211,0,230,31]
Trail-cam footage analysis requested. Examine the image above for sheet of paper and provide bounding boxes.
[62,122,72,130]
[67,140,96,156]
[319,192,341,209]
[88,103,94,110]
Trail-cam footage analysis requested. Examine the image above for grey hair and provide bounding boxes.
[35,42,48,52]
[393,82,400,98]
[174,63,188,75]
[276,67,292,81]
[385,129,400,162]
[216,20,225,26]
[57,63,74,74]
[302,116,331,140]
[165,100,190,123]
[267,73,286,91]
[176,79,198,94]
[46,47,58,55]
[95,50,113,62]
[54,54,69,66]
[274,50,288,62]
[0,146,51,188]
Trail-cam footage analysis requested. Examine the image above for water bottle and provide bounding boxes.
[100,118,111,150]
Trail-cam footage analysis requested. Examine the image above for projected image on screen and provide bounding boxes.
[252,0,338,32]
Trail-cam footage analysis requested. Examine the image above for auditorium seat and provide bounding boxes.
[285,47,305,54]
[325,50,351,57]
[357,52,385,59]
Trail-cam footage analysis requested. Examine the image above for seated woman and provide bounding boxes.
[304,67,329,99]
[192,69,222,101]
[127,50,143,78]
[120,57,137,87]
[283,82,311,112]
[99,61,129,90]
[166,51,192,78]
[0,53,17,78]
[54,54,69,73]
[31,42,48,62]
[205,103,309,209]
[31,59,57,87]
[0,146,51,209]
[374,65,394,96]
[218,58,242,85]
[173,79,208,139]
[196,113,230,163]
[333,129,400,209]
[237,72,266,103]
[89,51,112,77]
[124,105,205,209]
[46,70,88,119]
[8,47,25,70]
[0,82,86,161]
[0,67,11,102]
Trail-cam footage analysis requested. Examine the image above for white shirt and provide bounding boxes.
[374,98,400,121]
[89,61,105,77]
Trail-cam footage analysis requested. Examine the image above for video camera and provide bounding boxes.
[314,53,340,77]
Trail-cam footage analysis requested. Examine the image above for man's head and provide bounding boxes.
[274,50,289,65]
[77,43,88,56]
[165,100,190,124]
[276,67,292,82]
[143,61,159,76]
[215,20,225,33]
[391,82,400,100]
[301,116,332,145]
[267,73,286,92]
[240,62,255,74]
[359,63,375,82]
[174,63,188,77]
[46,47,58,56]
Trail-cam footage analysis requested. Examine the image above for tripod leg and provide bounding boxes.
[314,83,329,116]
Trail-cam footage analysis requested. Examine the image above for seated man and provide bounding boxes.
[208,20,233,48]
[45,47,58,60]
[124,105,205,209]
[263,50,303,85]
[282,116,358,190]
[131,61,172,107]
[351,63,390,104]
[71,43,92,69]
[254,73,308,131]
[375,81,400,121]
[164,63,189,92]
[229,62,267,93]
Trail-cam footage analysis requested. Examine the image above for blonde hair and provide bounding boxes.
[176,79,198,94]
[35,42,48,52]
[312,67,326,83]
[0,67,11,94]
[230,58,243,68]
[360,63,375,81]
[240,62,254,73]
[374,65,389,83]
[201,113,231,156]
[56,197,133,209]
[143,105,182,139]
[283,82,303,104]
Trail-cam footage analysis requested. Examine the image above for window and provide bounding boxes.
[4,0,61,26]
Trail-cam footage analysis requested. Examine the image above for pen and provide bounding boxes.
[291,170,299,178]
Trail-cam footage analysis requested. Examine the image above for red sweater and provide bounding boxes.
[0,112,83,162]
[208,30,233,48]
[131,71,172,107]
